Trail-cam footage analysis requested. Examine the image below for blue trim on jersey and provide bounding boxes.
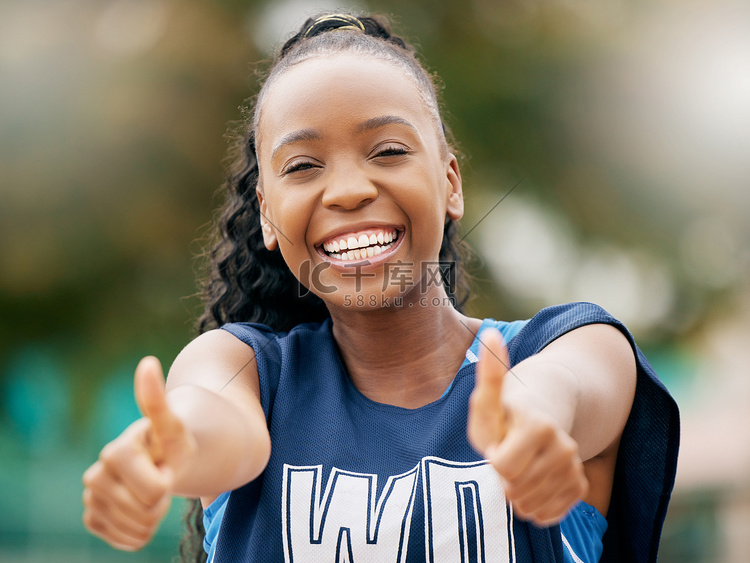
[460,318,529,371]
[203,491,229,560]
[438,318,528,400]
[560,500,608,562]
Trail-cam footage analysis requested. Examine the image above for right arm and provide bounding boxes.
[82,329,270,550]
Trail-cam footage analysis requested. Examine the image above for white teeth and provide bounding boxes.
[322,230,400,257]
[326,240,398,261]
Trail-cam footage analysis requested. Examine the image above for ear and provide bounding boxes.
[445,154,464,221]
[256,188,278,251]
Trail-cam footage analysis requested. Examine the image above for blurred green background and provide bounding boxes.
[1,0,749,561]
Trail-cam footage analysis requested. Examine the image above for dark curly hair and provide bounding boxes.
[179,12,471,562]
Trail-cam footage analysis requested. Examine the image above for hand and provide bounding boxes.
[82,356,197,550]
[467,329,588,527]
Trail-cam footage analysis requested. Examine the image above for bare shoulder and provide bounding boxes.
[166,328,262,403]
[542,323,635,376]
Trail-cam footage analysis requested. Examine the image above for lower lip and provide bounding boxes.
[316,232,404,269]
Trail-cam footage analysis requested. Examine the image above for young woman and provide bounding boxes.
[82,13,679,563]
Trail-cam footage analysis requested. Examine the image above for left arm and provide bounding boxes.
[468,323,636,526]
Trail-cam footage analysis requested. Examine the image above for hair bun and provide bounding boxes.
[280,13,408,58]
[302,14,366,38]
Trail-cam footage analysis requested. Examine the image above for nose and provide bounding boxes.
[320,166,378,210]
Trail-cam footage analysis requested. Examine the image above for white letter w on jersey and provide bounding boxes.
[282,464,419,563]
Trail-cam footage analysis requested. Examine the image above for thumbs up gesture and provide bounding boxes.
[82,357,197,550]
[467,329,588,527]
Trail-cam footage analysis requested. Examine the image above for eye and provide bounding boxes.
[372,145,410,159]
[282,160,319,175]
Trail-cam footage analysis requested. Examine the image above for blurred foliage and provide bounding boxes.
[2,0,747,389]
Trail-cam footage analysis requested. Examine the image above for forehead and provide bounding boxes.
[256,53,439,149]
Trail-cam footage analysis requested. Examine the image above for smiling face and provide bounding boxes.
[255,52,463,309]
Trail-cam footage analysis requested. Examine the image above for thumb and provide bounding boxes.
[468,328,510,454]
[134,356,181,462]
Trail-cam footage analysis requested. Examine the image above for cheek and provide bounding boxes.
[267,189,307,229]
[265,190,317,268]
[402,179,447,253]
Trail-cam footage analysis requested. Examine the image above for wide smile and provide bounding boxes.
[315,226,404,267]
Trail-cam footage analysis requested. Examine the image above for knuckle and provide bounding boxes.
[536,422,556,442]
[144,501,168,524]
[141,491,161,507]
[134,537,151,550]
[501,468,520,484]
[492,456,519,482]
[132,527,154,545]
[83,462,103,486]
[536,509,560,525]
[490,458,509,478]
[514,500,534,519]
[99,442,123,469]
[499,478,514,497]
[143,485,167,507]
[559,433,579,456]
[140,512,159,528]
[83,511,104,533]
[557,443,579,466]
[140,503,169,531]
[514,500,527,515]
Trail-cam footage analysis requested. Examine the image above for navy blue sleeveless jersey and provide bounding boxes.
[211,302,679,562]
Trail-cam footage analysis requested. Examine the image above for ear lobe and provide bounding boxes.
[445,154,464,221]
[256,188,279,251]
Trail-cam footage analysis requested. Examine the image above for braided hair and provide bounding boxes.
[181,12,471,562]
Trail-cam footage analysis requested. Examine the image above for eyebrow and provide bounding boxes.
[271,115,418,158]
[356,115,418,133]
[271,129,321,157]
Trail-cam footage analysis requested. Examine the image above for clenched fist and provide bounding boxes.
[467,328,588,527]
[82,356,197,550]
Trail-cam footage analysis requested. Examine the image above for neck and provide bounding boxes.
[327,286,482,409]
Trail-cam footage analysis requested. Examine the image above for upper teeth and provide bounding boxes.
[323,229,397,253]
